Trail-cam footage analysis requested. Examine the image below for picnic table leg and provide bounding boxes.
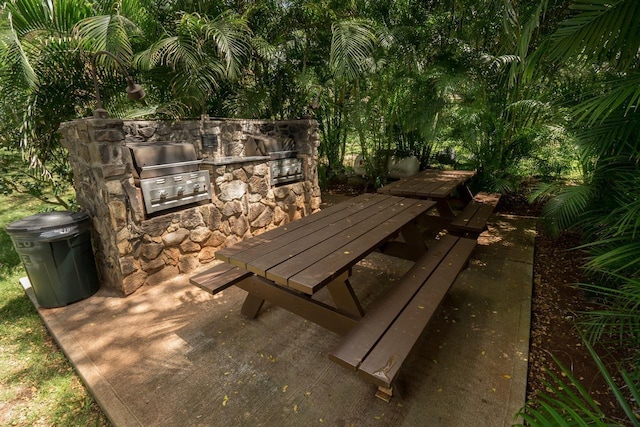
[240,293,265,319]
[456,184,474,204]
[399,221,427,259]
[378,221,429,261]
[434,199,456,219]
[327,274,364,318]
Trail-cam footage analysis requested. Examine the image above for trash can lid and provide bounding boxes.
[6,211,90,234]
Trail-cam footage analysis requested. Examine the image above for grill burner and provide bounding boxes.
[128,143,211,214]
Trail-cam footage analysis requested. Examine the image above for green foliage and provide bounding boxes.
[0,0,581,197]
[0,0,98,207]
[135,10,251,116]
[515,339,639,426]
[519,0,640,424]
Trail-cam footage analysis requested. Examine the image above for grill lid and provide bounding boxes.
[128,143,201,179]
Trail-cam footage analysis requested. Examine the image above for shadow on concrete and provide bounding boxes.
[26,214,535,426]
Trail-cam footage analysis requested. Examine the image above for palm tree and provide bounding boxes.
[520,0,640,424]
[134,9,251,117]
[0,0,96,207]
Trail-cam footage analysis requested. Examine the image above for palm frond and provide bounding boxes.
[201,10,251,79]
[75,14,135,63]
[507,99,550,128]
[52,0,93,33]
[550,0,640,71]
[4,0,53,36]
[516,355,608,426]
[583,339,640,426]
[501,0,549,87]
[330,19,378,81]
[573,74,640,126]
[541,183,593,231]
[0,14,38,89]
[516,338,640,427]
[582,239,640,276]
[250,36,278,62]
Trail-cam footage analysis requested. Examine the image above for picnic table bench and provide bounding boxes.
[191,193,477,400]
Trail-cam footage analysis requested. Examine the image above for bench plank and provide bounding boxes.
[356,237,477,389]
[449,192,501,235]
[190,263,252,295]
[328,234,460,371]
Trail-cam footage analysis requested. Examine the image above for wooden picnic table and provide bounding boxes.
[192,192,478,400]
[377,169,476,218]
[210,194,436,335]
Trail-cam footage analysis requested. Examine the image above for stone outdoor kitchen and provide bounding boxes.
[58,117,321,296]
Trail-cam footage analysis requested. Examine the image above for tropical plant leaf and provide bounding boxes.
[330,19,377,81]
[550,0,640,71]
[75,14,138,63]
[541,183,593,232]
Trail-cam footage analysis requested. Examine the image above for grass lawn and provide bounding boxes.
[0,194,109,426]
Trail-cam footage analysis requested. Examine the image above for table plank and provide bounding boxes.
[244,195,403,277]
[286,199,436,294]
[377,169,476,199]
[216,193,375,263]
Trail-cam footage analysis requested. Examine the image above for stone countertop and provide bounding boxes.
[201,156,270,166]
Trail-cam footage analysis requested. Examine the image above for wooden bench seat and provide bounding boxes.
[448,192,501,237]
[190,263,252,295]
[329,234,477,401]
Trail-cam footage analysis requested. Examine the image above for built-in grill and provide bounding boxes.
[251,135,303,186]
[127,143,211,214]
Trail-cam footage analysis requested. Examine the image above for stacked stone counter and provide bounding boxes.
[59,118,321,296]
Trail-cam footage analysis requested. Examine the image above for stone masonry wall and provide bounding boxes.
[59,118,321,296]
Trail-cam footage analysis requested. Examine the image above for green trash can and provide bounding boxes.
[6,211,99,308]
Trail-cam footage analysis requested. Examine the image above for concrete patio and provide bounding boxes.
[23,210,535,426]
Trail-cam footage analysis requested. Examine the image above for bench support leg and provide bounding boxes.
[327,277,364,318]
[241,292,265,319]
[375,386,393,402]
[236,276,359,335]
[435,199,455,219]
[457,184,474,204]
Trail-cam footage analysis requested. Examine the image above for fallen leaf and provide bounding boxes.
[282,385,288,393]
[222,395,229,406]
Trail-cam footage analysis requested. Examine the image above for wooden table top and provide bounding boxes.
[215,194,436,296]
[377,169,476,199]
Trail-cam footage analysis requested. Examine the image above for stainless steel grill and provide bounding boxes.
[128,143,211,214]
[251,136,304,186]
[269,152,303,185]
